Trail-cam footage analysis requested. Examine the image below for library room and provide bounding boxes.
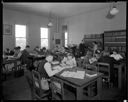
[2,1,127,100]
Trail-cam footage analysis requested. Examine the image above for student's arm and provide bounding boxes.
[44,63,60,77]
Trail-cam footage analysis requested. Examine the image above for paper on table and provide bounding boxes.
[60,70,85,79]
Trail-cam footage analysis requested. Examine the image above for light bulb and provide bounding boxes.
[48,22,53,27]
[110,7,119,15]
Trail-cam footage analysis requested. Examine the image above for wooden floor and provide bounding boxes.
[2,71,126,100]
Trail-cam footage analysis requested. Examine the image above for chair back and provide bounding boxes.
[32,70,50,100]
[96,62,110,80]
[50,77,64,100]
[32,70,42,90]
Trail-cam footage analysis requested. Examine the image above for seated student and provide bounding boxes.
[20,45,32,70]
[38,54,63,78]
[37,54,63,91]
[13,46,22,59]
[88,50,101,65]
[33,46,41,54]
[4,48,10,55]
[110,49,123,61]
[40,47,48,55]
[82,50,93,64]
[9,48,15,55]
[98,51,117,86]
[61,53,77,68]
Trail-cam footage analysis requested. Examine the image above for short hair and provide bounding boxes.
[17,46,21,49]
[36,46,39,48]
[112,49,118,53]
[6,48,10,51]
[26,45,30,48]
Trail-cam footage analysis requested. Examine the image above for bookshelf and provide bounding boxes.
[83,34,103,49]
[103,30,126,53]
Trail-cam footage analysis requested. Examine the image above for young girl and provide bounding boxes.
[61,53,76,68]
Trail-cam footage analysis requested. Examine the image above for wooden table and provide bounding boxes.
[2,58,21,80]
[114,62,126,89]
[53,67,103,100]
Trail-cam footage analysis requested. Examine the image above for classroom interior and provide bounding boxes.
[2,2,127,100]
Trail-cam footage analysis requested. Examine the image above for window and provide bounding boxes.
[15,24,26,50]
[65,32,68,47]
[40,27,48,49]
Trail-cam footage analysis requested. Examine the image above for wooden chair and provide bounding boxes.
[25,71,35,99]
[32,70,51,100]
[84,63,98,72]
[14,60,24,77]
[50,77,64,100]
[96,62,111,88]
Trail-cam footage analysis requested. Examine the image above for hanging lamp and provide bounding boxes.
[106,2,119,19]
[47,11,53,27]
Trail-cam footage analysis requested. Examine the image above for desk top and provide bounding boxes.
[3,58,19,64]
[54,67,103,87]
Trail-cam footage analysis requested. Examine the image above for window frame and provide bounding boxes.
[40,27,49,49]
[65,31,68,47]
[15,24,27,50]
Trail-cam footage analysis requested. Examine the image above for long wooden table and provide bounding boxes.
[52,67,103,100]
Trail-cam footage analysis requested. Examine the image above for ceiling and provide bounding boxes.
[3,2,121,18]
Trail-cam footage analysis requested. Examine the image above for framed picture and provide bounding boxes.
[55,39,61,44]
[3,24,12,35]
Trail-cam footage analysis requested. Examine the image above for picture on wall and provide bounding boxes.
[55,39,61,44]
[3,24,12,35]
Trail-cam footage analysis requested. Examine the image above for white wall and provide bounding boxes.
[64,2,126,44]
[3,8,63,51]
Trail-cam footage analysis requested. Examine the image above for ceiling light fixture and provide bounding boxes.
[47,11,53,27]
[106,2,119,19]
[110,5,119,15]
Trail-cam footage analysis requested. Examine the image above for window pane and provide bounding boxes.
[41,28,48,38]
[65,40,68,47]
[15,25,26,37]
[16,38,26,50]
[65,32,68,40]
[41,39,48,49]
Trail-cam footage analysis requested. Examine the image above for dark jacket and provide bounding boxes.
[20,49,32,68]
[37,60,50,79]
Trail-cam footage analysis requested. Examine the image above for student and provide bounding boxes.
[79,40,86,56]
[37,54,63,91]
[110,49,123,61]
[20,45,32,70]
[92,41,98,55]
[38,54,63,78]
[13,46,22,59]
[4,48,10,55]
[33,46,40,54]
[61,53,77,68]
[9,48,15,55]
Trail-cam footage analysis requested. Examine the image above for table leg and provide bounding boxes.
[118,66,122,89]
[97,77,102,100]
[76,87,83,100]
